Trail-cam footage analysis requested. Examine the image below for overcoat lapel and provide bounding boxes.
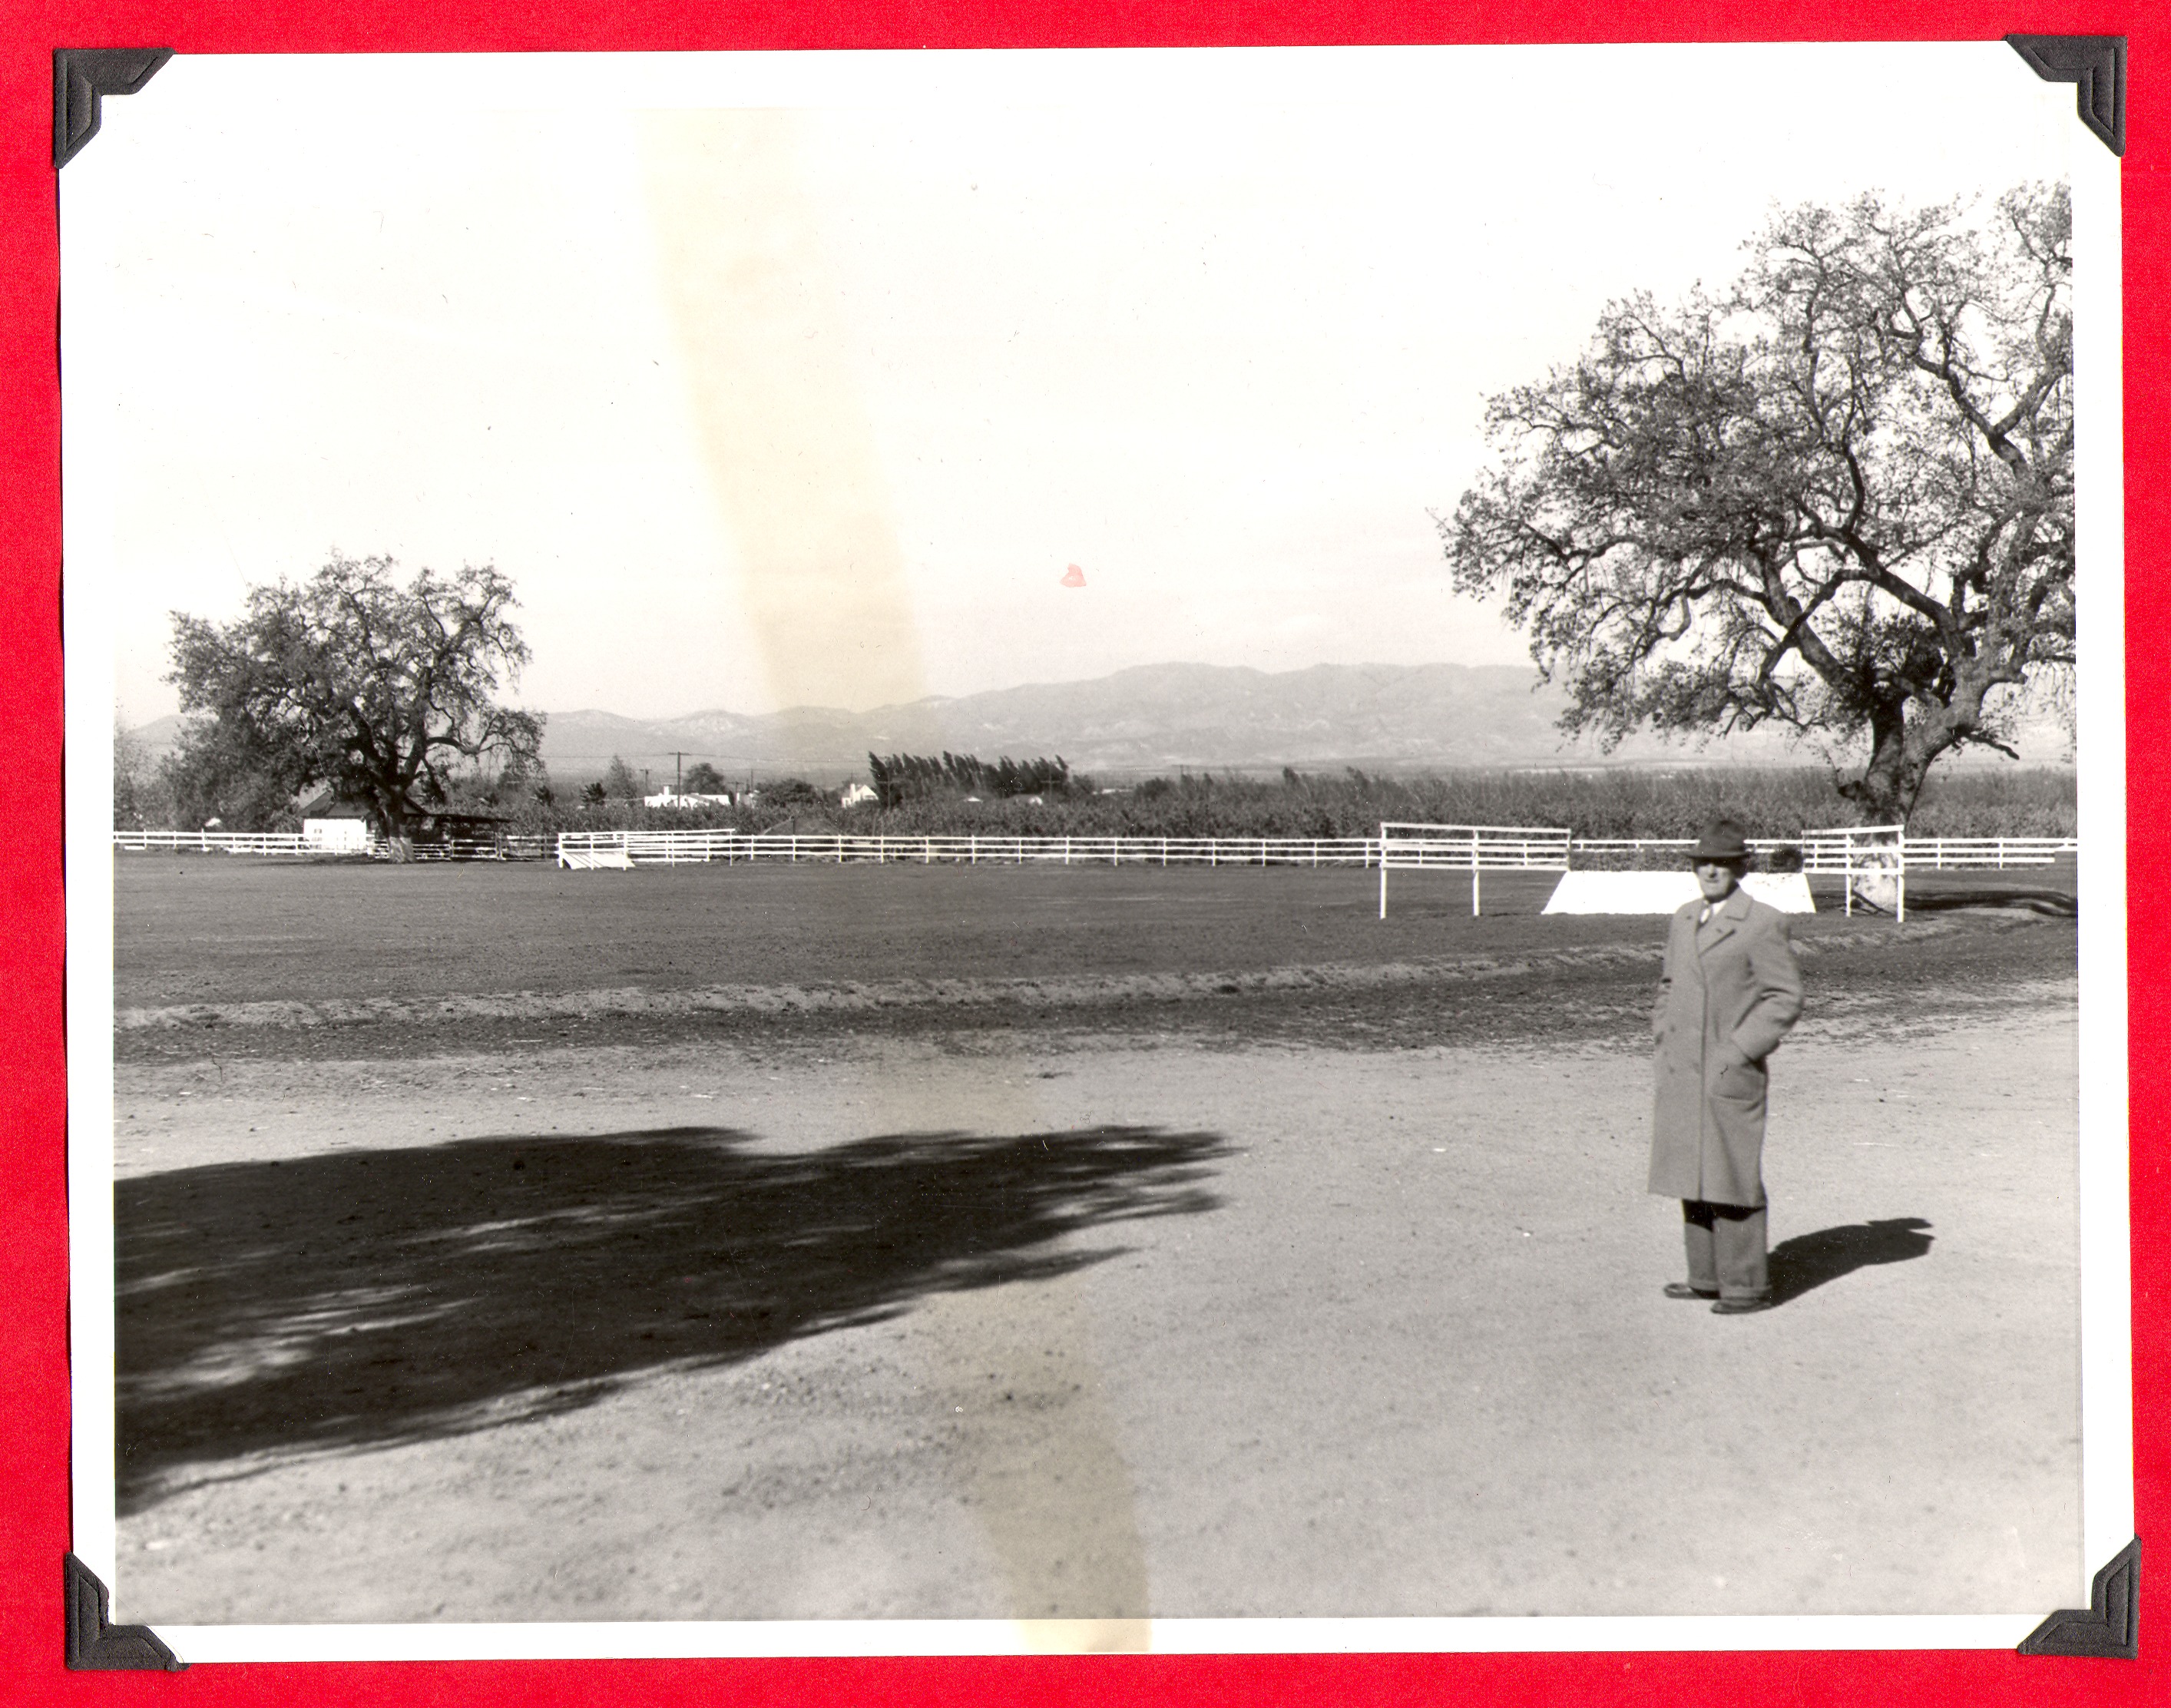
[1696,885,1752,952]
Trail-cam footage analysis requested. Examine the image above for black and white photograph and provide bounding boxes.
[63,42,2127,1657]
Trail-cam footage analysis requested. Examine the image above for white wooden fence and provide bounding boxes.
[1802,825,1909,921]
[1566,836,2075,870]
[551,828,2077,872]
[114,826,2078,874]
[409,835,551,862]
[552,830,1381,869]
[113,829,319,855]
[111,828,548,860]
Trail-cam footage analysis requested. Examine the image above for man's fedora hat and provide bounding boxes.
[1690,818,1752,864]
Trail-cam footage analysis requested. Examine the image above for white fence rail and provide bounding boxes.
[1850,836,2073,869]
[554,830,1382,869]
[111,829,551,859]
[1565,836,2074,870]
[113,829,319,855]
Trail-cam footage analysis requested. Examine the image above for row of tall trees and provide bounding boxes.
[867,751,1084,809]
[836,763,2076,842]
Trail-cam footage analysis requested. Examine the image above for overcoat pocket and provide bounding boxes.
[1713,1059,1765,1101]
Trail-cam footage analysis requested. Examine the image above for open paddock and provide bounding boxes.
[114,853,2077,1018]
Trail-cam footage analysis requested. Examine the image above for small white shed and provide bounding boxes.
[303,817,373,854]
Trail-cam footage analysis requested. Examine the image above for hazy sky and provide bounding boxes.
[64,45,2074,723]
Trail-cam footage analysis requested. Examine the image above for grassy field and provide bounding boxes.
[114,855,2079,1061]
[115,853,2078,999]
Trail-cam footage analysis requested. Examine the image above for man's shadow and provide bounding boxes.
[1768,1216,1934,1306]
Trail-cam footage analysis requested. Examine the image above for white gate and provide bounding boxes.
[1377,822,1573,919]
[1802,824,1907,921]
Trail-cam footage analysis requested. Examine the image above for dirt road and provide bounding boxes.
[112,998,2080,1630]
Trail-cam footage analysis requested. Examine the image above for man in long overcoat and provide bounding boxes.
[1650,818,1804,1314]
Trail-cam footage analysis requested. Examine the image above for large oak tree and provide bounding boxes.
[1442,183,2073,824]
[167,554,544,846]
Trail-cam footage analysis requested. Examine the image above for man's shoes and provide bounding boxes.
[1663,1283,1720,1300]
[1710,1296,1775,1315]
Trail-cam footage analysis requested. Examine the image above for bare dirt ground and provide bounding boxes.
[104,857,2084,1634]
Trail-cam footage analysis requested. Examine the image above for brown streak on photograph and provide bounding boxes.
[640,108,928,726]
[865,1062,1153,1643]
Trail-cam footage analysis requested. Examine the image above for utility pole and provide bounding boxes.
[670,751,690,791]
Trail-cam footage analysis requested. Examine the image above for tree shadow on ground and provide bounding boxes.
[116,1123,1229,1514]
[1768,1216,1934,1306]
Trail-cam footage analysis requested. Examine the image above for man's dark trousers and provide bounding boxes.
[1683,1199,1769,1300]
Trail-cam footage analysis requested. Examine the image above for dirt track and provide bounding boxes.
[105,859,2086,1634]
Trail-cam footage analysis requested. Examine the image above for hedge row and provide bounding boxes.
[528,764,2075,842]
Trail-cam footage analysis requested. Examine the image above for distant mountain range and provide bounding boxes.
[128,660,2073,784]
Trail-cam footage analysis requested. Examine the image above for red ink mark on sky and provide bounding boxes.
[1060,563,1086,587]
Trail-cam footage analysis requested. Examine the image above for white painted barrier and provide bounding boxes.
[303,818,374,853]
[1542,872,1817,915]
